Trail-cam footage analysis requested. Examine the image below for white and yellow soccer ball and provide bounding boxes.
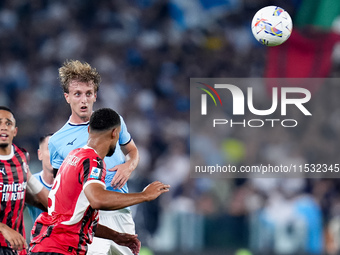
[251,6,293,46]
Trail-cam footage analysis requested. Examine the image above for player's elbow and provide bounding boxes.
[88,197,119,210]
[88,199,104,210]
[90,200,124,210]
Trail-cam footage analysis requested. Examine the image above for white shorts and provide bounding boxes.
[87,209,136,255]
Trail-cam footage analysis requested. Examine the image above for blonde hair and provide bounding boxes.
[59,60,101,93]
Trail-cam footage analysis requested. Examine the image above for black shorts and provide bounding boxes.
[0,248,18,255]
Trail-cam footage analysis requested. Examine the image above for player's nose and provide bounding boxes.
[81,94,88,103]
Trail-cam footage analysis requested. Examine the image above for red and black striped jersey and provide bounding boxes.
[29,146,106,255]
[0,144,29,252]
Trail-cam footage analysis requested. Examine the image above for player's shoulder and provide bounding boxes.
[63,147,103,173]
[49,122,69,142]
[69,147,99,161]
[50,121,87,144]
[13,144,30,161]
[13,144,27,153]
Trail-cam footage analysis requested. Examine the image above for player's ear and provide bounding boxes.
[37,149,42,161]
[13,127,18,137]
[64,93,70,103]
[111,127,118,139]
[93,92,97,102]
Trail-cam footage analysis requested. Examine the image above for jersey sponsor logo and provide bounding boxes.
[67,138,77,146]
[0,167,5,175]
[89,167,101,179]
[65,155,80,166]
[0,181,27,201]
[93,159,101,164]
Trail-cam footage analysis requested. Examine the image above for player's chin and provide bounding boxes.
[0,142,9,148]
[78,110,90,118]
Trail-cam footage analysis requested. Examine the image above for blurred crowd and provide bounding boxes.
[1,0,340,254]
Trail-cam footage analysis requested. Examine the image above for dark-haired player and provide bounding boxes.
[29,108,169,255]
[0,106,49,254]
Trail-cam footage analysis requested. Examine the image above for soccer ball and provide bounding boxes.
[251,6,293,46]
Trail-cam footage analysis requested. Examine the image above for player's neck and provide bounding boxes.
[69,114,90,124]
[87,137,109,159]
[0,144,12,156]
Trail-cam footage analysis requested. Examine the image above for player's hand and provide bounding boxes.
[113,233,141,255]
[108,163,133,189]
[142,181,170,201]
[0,223,27,251]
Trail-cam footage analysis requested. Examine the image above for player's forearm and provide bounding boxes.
[94,224,120,239]
[125,150,139,173]
[26,172,49,208]
[95,223,141,255]
[91,190,147,210]
[122,141,139,172]
[35,187,49,208]
[25,191,47,211]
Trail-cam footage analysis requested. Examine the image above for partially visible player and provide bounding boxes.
[49,60,140,254]
[27,134,54,223]
[29,108,169,255]
[0,106,49,254]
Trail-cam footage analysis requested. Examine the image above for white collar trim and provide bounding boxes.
[83,145,98,155]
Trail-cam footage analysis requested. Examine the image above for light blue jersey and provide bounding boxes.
[27,171,52,223]
[49,115,131,194]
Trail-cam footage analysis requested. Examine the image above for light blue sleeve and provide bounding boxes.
[119,116,131,146]
[48,138,64,169]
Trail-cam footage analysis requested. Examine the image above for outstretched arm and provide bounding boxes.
[95,224,140,255]
[84,181,170,210]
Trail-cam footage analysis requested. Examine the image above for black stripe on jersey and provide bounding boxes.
[77,207,95,254]
[32,222,43,238]
[13,158,24,231]
[95,157,103,168]
[5,159,16,229]
[6,200,16,228]
[0,161,8,223]
[95,157,104,180]
[0,198,7,223]
[83,158,90,183]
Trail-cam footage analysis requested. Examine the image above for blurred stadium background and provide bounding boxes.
[1,0,340,254]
